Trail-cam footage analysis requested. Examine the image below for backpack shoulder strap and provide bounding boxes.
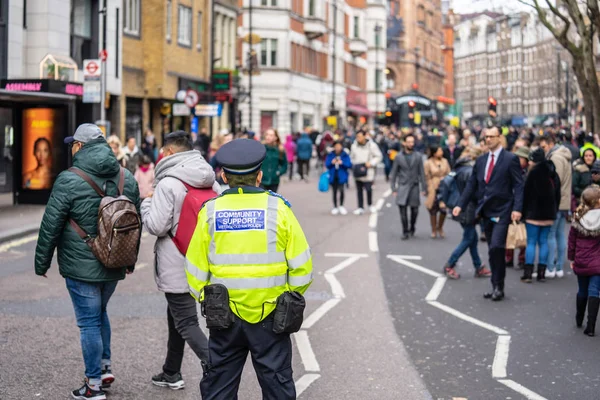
[118,167,125,195]
[69,167,105,197]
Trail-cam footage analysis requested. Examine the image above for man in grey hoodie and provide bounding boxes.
[141,131,217,390]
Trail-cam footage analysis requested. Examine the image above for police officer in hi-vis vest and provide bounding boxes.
[185,138,313,400]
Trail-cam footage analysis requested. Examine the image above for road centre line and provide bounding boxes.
[0,234,38,253]
[368,232,379,252]
[497,379,548,400]
[369,212,378,229]
[492,335,511,378]
[293,331,320,372]
[302,298,341,329]
[324,273,345,299]
[326,255,365,274]
[387,255,441,278]
[382,189,392,198]
[425,277,447,302]
[375,198,385,211]
[428,301,509,335]
[295,373,321,397]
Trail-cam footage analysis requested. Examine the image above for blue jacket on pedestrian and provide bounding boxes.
[296,134,313,160]
[325,151,352,184]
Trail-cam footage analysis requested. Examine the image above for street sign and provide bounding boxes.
[194,103,222,117]
[172,103,191,116]
[99,49,108,62]
[185,89,199,108]
[83,81,101,103]
[83,59,101,78]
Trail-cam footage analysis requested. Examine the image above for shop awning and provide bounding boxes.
[347,104,373,117]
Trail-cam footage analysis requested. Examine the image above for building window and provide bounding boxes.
[353,16,360,39]
[261,0,277,5]
[178,5,192,47]
[71,0,93,67]
[166,0,172,41]
[124,0,140,36]
[260,39,278,66]
[196,11,202,50]
[375,29,381,47]
[308,0,315,16]
[375,69,382,92]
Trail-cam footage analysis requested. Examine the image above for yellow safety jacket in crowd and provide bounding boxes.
[185,186,313,324]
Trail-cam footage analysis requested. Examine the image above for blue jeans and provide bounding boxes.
[447,224,482,269]
[525,223,551,265]
[547,211,567,272]
[66,277,118,382]
[577,275,600,298]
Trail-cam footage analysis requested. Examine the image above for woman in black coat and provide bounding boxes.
[521,148,561,283]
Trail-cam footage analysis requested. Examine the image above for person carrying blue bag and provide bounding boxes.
[325,141,352,215]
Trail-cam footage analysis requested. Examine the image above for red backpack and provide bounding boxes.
[169,182,217,255]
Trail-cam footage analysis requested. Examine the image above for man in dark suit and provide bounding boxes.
[453,127,524,301]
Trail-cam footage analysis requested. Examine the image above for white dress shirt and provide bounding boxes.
[484,147,503,181]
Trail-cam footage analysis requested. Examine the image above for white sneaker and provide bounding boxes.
[338,206,348,215]
[369,206,377,214]
[353,208,365,215]
[546,269,556,279]
[556,270,564,278]
[331,208,339,215]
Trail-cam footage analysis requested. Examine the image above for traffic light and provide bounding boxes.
[488,97,497,118]
[408,100,416,108]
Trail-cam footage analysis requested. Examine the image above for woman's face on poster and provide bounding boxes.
[35,140,51,167]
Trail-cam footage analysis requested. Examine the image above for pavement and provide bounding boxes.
[0,171,432,399]
[0,193,46,243]
[377,197,600,400]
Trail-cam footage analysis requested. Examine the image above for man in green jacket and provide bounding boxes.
[34,124,140,400]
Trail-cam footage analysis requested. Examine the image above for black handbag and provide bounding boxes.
[273,291,306,334]
[353,163,368,178]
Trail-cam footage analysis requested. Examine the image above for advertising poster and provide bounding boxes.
[22,108,62,190]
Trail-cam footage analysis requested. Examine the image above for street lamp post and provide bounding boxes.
[330,0,338,117]
[375,24,382,126]
[414,46,420,89]
[248,0,253,132]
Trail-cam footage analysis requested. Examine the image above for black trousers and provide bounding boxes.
[399,206,419,234]
[200,314,295,400]
[482,219,510,290]
[288,162,294,180]
[162,293,209,375]
[297,159,310,179]
[356,181,373,209]
[332,179,345,207]
[261,184,279,193]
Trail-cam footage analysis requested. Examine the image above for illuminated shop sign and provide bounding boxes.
[0,79,83,97]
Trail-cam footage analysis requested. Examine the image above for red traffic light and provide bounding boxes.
[408,100,416,108]
[488,97,497,106]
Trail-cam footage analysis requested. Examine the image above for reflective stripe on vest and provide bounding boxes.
[211,273,287,289]
[185,258,210,282]
[288,272,313,287]
[287,248,311,270]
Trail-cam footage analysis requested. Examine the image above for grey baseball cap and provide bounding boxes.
[64,123,104,144]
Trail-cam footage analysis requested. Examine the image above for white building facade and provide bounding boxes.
[238,0,386,137]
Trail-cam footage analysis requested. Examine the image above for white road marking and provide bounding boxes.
[324,273,345,298]
[497,379,548,400]
[293,331,320,372]
[302,298,341,329]
[142,231,149,238]
[368,231,379,252]
[425,277,447,302]
[369,212,378,229]
[295,373,321,397]
[326,255,364,274]
[382,189,392,198]
[0,234,38,253]
[386,254,422,260]
[136,263,148,270]
[492,335,511,378]
[428,301,509,335]
[375,198,385,211]
[388,255,441,278]
[324,252,368,258]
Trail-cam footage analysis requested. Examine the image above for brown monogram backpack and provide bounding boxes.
[68,167,142,269]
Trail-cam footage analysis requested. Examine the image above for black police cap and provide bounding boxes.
[164,130,189,140]
[215,139,266,175]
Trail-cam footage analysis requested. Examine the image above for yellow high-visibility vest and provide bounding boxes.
[185,187,313,324]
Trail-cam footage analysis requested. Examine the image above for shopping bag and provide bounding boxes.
[506,221,527,249]
[318,171,330,193]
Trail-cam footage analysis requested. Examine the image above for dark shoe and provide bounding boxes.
[444,266,460,279]
[409,228,416,238]
[484,287,497,299]
[576,296,588,328]
[152,372,185,390]
[536,265,546,282]
[584,297,600,337]
[474,266,492,278]
[521,264,533,283]
[506,260,514,268]
[515,262,524,271]
[401,233,410,240]
[491,288,505,301]
[71,382,106,400]
[480,235,487,242]
[101,367,114,389]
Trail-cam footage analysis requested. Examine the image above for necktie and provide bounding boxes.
[486,154,495,184]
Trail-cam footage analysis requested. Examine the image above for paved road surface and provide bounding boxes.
[0,176,431,399]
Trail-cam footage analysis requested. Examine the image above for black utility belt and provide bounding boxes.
[201,284,306,333]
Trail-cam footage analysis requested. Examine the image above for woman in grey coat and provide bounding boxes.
[390,134,427,240]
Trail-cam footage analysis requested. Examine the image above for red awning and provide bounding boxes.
[347,104,373,116]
